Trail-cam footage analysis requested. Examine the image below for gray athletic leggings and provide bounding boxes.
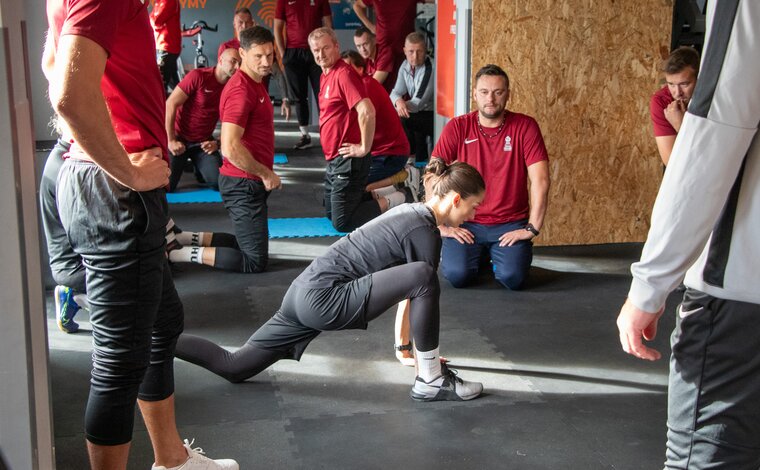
[176,261,440,383]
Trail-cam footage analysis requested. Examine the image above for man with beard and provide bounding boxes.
[430,64,550,290]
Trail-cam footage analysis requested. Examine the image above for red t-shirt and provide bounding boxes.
[363,0,416,53]
[363,0,415,89]
[175,67,225,143]
[318,60,368,160]
[275,0,332,49]
[150,0,181,54]
[432,111,549,225]
[364,56,377,77]
[219,71,274,180]
[363,76,409,156]
[374,44,402,92]
[47,0,168,161]
[650,85,677,137]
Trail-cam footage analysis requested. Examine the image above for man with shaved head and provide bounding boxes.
[165,47,241,192]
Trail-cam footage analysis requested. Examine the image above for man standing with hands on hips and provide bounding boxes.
[44,0,237,468]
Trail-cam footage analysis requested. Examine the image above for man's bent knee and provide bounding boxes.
[494,269,528,290]
[442,265,477,288]
[241,253,267,273]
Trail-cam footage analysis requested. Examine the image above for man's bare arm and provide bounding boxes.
[165,86,190,155]
[337,98,376,157]
[221,122,281,190]
[273,19,286,62]
[50,35,167,191]
[655,135,676,166]
[372,70,389,85]
[497,160,549,247]
[322,14,333,29]
[526,160,550,231]
[356,98,376,155]
[352,0,375,33]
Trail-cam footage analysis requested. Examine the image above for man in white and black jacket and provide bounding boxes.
[616,1,760,467]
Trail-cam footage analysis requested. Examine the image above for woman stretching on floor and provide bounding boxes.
[175,160,486,401]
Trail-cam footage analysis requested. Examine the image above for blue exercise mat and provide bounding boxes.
[166,188,222,204]
[168,155,285,204]
[269,217,347,238]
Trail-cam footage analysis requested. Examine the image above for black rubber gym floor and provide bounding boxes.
[41,119,681,469]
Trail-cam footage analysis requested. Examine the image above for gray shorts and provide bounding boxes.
[666,288,760,468]
[247,276,372,360]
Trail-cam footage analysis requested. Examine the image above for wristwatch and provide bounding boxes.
[524,223,540,237]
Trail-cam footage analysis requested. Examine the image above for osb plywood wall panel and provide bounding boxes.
[471,0,672,245]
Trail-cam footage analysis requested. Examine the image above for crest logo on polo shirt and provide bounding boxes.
[503,135,512,152]
[324,85,330,99]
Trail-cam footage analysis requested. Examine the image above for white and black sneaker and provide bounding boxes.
[403,164,421,202]
[151,439,238,470]
[293,134,312,150]
[410,364,483,402]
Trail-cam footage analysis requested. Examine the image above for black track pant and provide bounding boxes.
[169,143,222,192]
[40,139,86,294]
[402,111,434,163]
[218,174,270,273]
[157,50,180,95]
[282,47,321,127]
[324,155,381,232]
[175,261,440,383]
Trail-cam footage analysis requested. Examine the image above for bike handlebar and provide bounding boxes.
[181,20,218,33]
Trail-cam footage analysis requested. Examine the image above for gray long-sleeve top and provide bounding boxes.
[628,0,760,312]
[389,57,434,113]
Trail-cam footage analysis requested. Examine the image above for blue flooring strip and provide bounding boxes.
[166,188,222,204]
[168,154,285,204]
[269,217,347,238]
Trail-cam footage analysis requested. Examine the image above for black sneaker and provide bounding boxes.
[293,134,312,150]
[410,364,483,401]
[165,219,182,254]
[401,186,416,204]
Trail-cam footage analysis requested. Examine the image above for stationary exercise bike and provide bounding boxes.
[181,20,218,69]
